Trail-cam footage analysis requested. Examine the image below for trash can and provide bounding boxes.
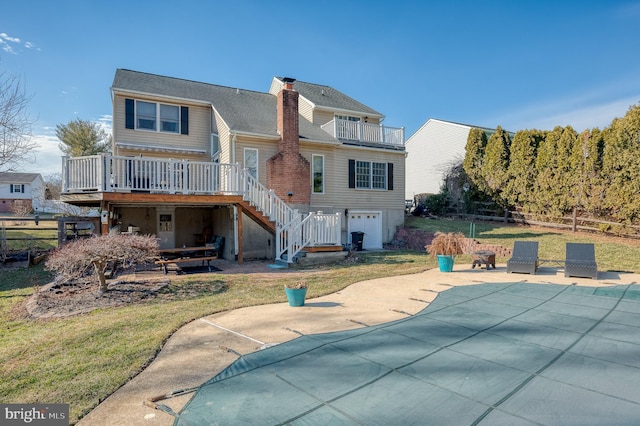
[350,231,365,251]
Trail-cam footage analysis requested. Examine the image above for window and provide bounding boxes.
[356,161,371,189]
[11,184,24,193]
[126,99,189,135]
[160,104,179,133]
[312,154,324,194]
[348,159,393,190]
[244,148,258,179]
[336,114,360,122]
[211,133,220,157]
[136,101,157,130]
[372,162,387,189]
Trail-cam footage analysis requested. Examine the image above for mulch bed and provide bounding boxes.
[24,279,171,319]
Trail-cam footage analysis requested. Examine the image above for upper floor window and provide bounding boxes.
[244,148,258,179]
[312,154,324,194]
[336,114,360,122]
[137,101,157,130]
[160,104,179,133]
[125,98,189,135]
[11,184,25,193]
[211,133,220,157]
[348,159,394,191]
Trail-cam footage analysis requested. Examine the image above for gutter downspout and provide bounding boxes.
[231,131,239,259]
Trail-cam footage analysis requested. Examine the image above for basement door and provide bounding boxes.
[157,207,175,249]
[348,211,382,250]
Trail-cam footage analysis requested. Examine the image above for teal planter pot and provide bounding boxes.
[285,287,307,307]
[437,255,455,272]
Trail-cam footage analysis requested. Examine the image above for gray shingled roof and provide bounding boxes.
[0,172,42,183]
[112,69,338,142]
[274,77,383,118]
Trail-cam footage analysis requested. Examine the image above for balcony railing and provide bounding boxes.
[61,154,341,262]
[62,155,242,195]
[321,118,404,147]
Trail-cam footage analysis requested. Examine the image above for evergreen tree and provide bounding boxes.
[480,126,511,206]
[602,104,640,222]
[532,126,577,217]
[504,129,545,209]
[463,127,489,193]
[571,129,605,217]
[56,118,111,157]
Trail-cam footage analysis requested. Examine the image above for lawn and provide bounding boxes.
[2,217,640,423]
[407,216,640,272]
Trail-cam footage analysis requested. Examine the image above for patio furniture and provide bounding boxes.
[507,241,539,274]
[564,242,598,279]
[472,250,496,269]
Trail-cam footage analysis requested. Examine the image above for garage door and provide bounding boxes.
[348,211,382,249]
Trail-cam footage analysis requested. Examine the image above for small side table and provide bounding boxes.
[472,250,496,270]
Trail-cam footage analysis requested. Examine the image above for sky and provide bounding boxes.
[2,0,640,177]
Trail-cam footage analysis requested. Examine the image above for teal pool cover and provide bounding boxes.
[175,283,640,425]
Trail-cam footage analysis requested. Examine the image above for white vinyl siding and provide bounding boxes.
[299,143,405,246]
[313,110,335,127]
[405,119,471,198]
[298,98,314,123]
[234,136,278,184]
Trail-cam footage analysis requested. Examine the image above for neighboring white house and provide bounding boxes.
[0,172,44,214]
[405,118,505,199]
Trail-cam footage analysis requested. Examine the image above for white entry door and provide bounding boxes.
[157,207,175,249]
[348,211,382,249]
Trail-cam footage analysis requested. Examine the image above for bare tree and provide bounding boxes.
[44,172,62,200]
[0,69,37,171]
[45,234,159,293]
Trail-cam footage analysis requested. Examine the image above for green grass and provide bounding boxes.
[2,223,58,251]
[407,216,640,272]
[2,218,640,423]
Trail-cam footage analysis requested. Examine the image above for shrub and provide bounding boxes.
[45,233,158,292]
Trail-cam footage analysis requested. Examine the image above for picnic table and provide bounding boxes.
[156,246,218,274]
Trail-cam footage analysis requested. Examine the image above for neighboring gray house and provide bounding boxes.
[0,172,44,214]
[405,118,507,199]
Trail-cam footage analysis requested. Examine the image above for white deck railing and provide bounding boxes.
[321,118,405,147]
[62,154,341,262]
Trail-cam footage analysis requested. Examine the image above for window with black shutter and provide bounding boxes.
[181,107,189,135]
[125,99,135,129]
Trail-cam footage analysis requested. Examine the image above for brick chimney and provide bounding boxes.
[277,77,300,155]
[267,78,311,210]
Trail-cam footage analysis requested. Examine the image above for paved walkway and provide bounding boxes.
[78,264,640,425]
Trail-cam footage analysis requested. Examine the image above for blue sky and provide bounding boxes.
[2,0,640,176]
